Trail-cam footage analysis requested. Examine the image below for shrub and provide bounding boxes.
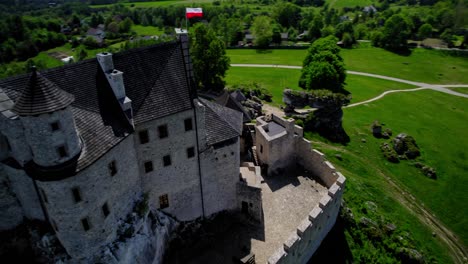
[380,142,399,163]
[228,82,273,102]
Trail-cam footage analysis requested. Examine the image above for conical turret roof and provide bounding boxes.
[12,67,74,116]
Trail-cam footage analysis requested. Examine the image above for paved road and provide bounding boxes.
[231,64,468,100]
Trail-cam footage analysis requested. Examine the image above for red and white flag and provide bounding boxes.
[186,8,203,19]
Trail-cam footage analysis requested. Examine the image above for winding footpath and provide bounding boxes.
[231,64,468,264]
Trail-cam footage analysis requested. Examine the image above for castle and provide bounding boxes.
[0,33,345,263]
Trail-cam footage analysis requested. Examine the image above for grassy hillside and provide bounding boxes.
[225,67,416,105]
[226,45,468,84]
[336,90,468,245]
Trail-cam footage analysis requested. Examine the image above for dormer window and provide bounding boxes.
[51,121,60,132]
[57,145,67,158]
[108,160,117,176]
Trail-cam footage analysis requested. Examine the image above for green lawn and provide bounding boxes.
[132,25,164,36]
[91,0,214,8]
[226,46,468,84]
[226,67,416,105]
[336,90,468,246]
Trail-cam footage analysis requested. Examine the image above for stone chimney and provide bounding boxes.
[96,52,133,123]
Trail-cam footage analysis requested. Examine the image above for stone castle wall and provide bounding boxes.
[136,109,204,221]
[268,140,346,264]
[36,135,142,260]
[0,165,26,230]
[21,107,82,167]
[3,165,45,222]
[200,139,240,217]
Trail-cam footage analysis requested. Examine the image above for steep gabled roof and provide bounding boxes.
[0,40,193,173]
[12,69,74,116]
[200,98,243,146]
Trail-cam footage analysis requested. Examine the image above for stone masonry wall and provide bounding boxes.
[0,116,32,166]
[268,170,345,264]
[4,165,45,221]
[296,139,339,188]
[21,107,82,167]
[0,165,25,230]
[255,117,296,175]
[136,109,203,221]
[36,135,141,260]
[200,139,240,217]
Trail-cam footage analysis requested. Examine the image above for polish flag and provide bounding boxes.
[186,8,203,19]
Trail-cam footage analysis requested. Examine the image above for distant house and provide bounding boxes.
[280,33,289,41]
[296,31,309,40]
[86,27,106,45]
[339,15,351,22]
[363,5,377,14]
[60,25,72,35]
[245,34,254,44]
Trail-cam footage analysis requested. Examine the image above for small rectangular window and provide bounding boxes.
[81,218,90,231]
[260,145,263,153]
[57,145,67,158]
[184,118,193,131]
[187,147,195,158]
[139,130,149,144]
[159,194,169,209]
[158,125,168,139]
[102,203,110,218]
[51,121,60,132]
[72,187,82,203]
[144,161,153,173]
[163,155,171,167]
[108,160,117,176]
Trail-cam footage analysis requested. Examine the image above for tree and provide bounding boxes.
[299,36,346,92]
[379,14,413,50]
[440,29,455,47]
[191,23,230,92]
[251,16,273,48]
[417,23,432,40]
[273,2,302,28]
[77,48,88,61]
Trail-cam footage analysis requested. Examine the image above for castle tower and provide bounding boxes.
[12,67,81,167]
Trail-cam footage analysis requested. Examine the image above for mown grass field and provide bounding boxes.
[226,46,468,84]
[315,90,468,247]
[225,67,416,105]
[132,25,164,36]
[91,0,214,8]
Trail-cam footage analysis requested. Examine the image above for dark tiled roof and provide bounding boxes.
[12,70,75,116]
[200,98,243,146]
[0,40,193,173]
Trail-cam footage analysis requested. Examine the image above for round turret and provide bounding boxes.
[12,68,82,167]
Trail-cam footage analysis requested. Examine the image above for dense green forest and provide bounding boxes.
[0,0,466,76]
